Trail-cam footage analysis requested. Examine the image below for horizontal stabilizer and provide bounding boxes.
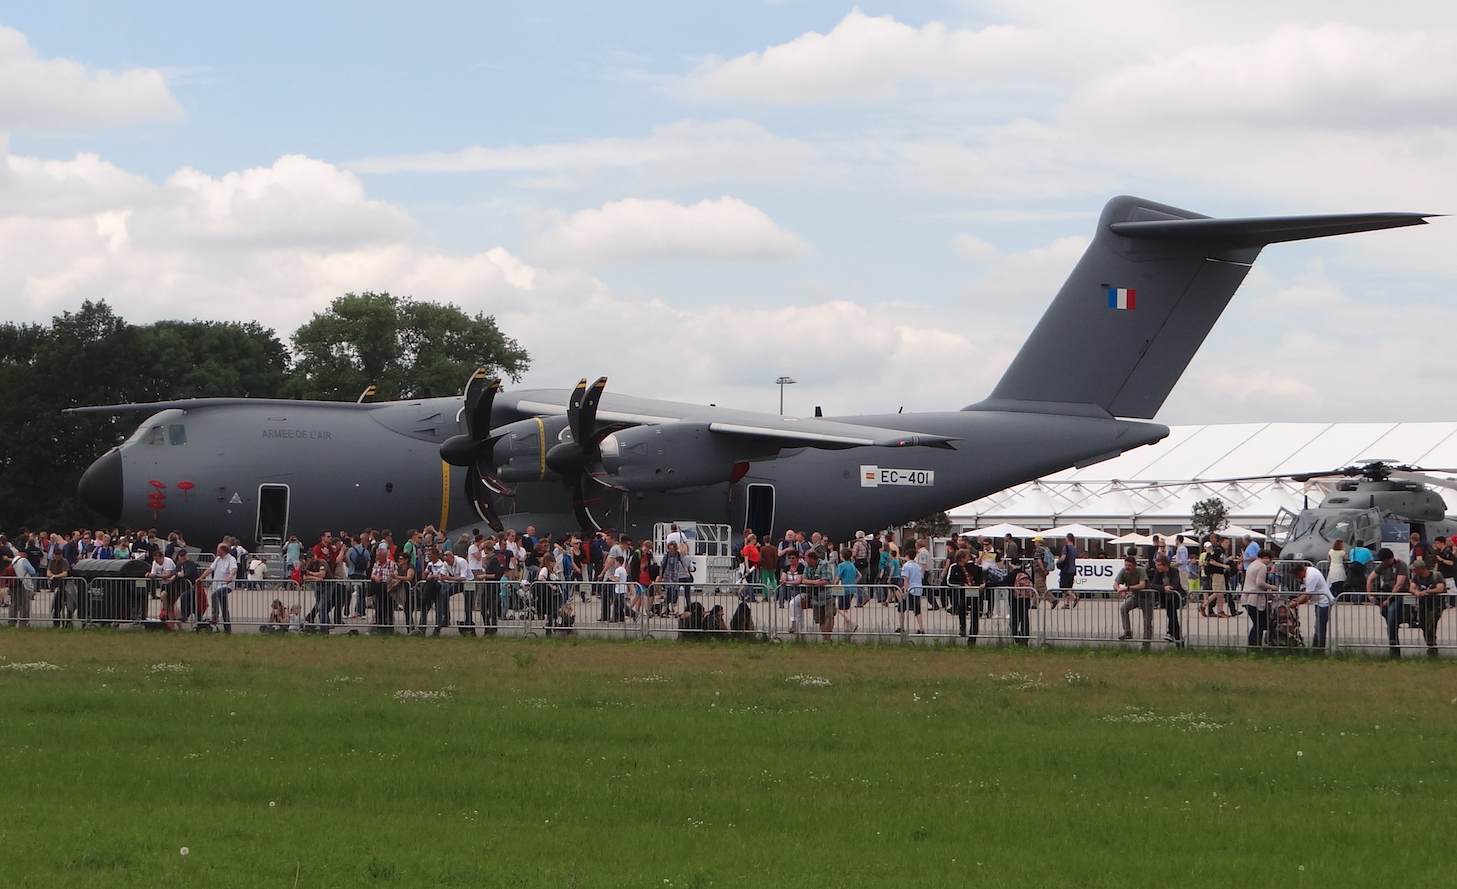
[1109,212,1432,246]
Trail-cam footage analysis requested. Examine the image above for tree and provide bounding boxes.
[909,511,953,539]
[1191,497,1230,539]
[286,292,530,401]
[0,301,291,532]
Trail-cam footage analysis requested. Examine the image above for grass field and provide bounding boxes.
[1,632,1454,888]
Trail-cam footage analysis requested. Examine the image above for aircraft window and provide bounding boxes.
[169,424,187,445]
[1290,515,1318,539]
[142,425,166,445]
[1316,516,1356,543]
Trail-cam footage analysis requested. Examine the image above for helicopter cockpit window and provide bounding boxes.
[1316,516,1356,544]
[169,424,187,445]
[142,425,166,445]
[1290,515,1319,540]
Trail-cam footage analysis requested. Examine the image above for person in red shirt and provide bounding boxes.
[741,533,760,600]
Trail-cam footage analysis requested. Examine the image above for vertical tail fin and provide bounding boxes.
[975,195,1430,419]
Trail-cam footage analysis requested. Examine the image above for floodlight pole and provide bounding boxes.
[775,376,796,416]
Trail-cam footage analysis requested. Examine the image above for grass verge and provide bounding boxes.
[1,631,1454,888]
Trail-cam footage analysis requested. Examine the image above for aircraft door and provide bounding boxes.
[256,484,290,545]
[745,484,774,541]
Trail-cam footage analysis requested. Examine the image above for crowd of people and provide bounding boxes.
[0,522,1451,654]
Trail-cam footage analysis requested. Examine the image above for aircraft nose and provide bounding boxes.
[78,448,124,521]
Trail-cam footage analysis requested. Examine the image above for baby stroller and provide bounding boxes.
[1267,601,1303,648]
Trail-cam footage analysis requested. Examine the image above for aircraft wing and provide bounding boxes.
[704,419,954,450]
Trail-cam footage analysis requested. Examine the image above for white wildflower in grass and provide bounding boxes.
[326,676,363,685]
[786,674,832,687]
[988,671,1045,690]
[1064,671,1090,686]
[0,662,62,673]
[394,689,454,703]
[1100,708,1224,731]
[150,663,191,674]
[623,675,667,684]
[180,847,189,856]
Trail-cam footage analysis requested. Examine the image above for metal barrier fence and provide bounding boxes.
[4,573,1456,655]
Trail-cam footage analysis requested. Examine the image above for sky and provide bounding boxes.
[2,1,1455,424]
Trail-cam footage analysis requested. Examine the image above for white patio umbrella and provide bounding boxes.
[1108,532,1155,546]
[1044,523,1116,540]
[963,522,1042,539]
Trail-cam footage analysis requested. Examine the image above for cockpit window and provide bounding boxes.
[169,424,187,445]
[1316,516,1356,544]
[142,425,166,445]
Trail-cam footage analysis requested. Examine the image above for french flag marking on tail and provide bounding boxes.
[1108,287,1136,310]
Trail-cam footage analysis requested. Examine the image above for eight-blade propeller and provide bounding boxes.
[544,376,634,532]
[438,368,507,532]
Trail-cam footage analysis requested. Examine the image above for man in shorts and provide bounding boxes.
[898,554,925,634]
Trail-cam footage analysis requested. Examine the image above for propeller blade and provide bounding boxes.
[464,471,504,532]
[566,378,589,443]
[470,375,499,440]
[462,368,489,438]
[572,475,603,532]
[580,376,608,441]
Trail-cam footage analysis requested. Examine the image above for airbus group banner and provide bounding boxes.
[1069,560,1128,590]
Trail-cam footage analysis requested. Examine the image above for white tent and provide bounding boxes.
[1221,524,1267,539]
[963,522,1042,539]
[1044,523,1117,540]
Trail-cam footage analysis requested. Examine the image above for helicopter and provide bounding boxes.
[1268,460,1457,565]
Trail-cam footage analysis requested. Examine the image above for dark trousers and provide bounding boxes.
[950,589,980,639]
[370,581,394,633]
[1418,596,1443,649]
[1244,604,1268,647]
[1010,596,1031,644]
[1161,592,1183,641]
[481,582,499,634]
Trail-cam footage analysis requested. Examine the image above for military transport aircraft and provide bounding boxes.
[73,195,1432,548]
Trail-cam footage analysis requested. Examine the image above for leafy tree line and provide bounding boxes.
[0,293,528,531]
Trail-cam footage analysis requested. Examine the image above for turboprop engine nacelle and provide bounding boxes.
[492,415,571,483]
[599,422,779,491]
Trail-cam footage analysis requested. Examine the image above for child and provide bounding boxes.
[287,603,302,633]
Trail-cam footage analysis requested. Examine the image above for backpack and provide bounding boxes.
[349,545,370,577]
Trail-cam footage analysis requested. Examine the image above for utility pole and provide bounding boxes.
[775,376,796,416]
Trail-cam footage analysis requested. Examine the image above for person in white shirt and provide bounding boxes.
[608,556,631,621]
[7,554,37,626]
[205,543,239,633]
[1290,564,1336,652]
[665,523,688,553]
[426,549,473,636]
[899,558,925,634]
[1242,550,1278,647]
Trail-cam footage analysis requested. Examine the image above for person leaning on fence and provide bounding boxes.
[1007,568,1034,645]
[1148,553,1185,646]
[47,554,78,628]
[1289,563,1336,652]
[204,542,238,633]
[1407,559,1446,656]
[898,552,925,634]
[369,543,397,634]
[1115,555,1153,648]
[802,549,835,640]
[1240,550,1277,647]
[1368,547,1410,657]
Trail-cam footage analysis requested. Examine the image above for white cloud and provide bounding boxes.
[681,10,1052,104]
[0,26,182,134]
[951,233,997,260]
[1076,23,1457,128]
[526,196,811,263]
[348,119,824,186]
